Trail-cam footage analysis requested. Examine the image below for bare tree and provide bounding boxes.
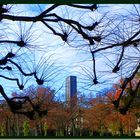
[77,5,140,115]
[0,4,139,119]
[0,4,100,119]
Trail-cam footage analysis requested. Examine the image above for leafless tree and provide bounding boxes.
[0,4,139,119]
[0,4,100,119]
[77,4,140,115]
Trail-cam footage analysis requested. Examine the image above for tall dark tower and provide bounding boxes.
[66,76,77,107]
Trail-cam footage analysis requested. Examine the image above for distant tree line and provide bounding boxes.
[0,77,139,137]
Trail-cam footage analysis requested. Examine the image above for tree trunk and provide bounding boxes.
[16,114,20,136]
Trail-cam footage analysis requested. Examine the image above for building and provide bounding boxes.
[65,76,77,106]
[65,76,84,136]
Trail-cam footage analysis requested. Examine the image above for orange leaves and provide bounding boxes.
[114,89,122,100]
[107,89,122,101]
[108,73,140,106]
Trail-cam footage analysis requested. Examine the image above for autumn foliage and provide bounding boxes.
[0,82,139,136]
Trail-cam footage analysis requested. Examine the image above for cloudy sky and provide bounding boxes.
[0,4,138,100]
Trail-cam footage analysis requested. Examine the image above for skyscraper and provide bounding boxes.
[66,76,77,105]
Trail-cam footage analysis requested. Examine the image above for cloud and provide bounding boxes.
[1,4,138,99]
